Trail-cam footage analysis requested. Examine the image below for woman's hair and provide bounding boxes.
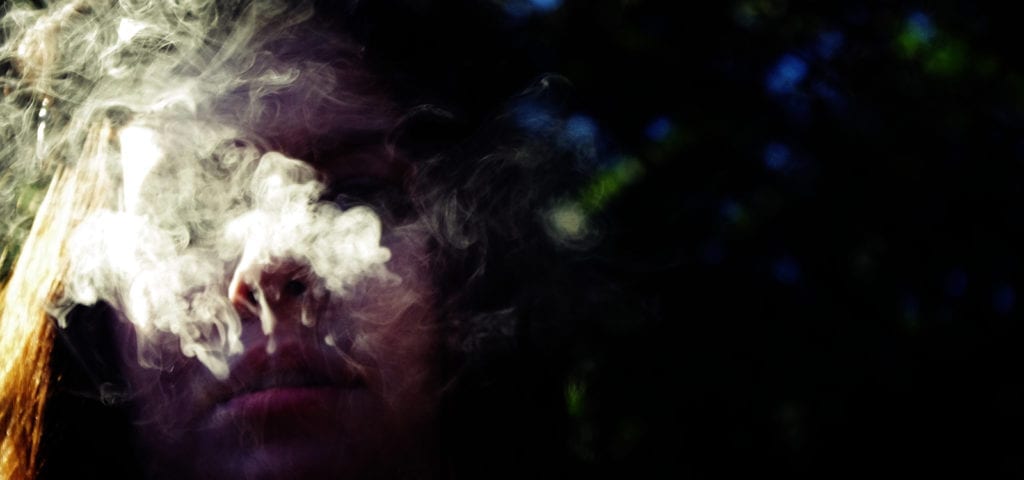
[1,1,601,478]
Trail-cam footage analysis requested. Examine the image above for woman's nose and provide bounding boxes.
[228,259,312,335]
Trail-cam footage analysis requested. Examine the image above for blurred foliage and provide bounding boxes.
[493,0,1024,477]
[0,175,49,283]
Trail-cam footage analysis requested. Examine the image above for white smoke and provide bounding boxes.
[3,1,414,379]
[15,2,400,381]
[65,140,399,379]
[225,153,399,338]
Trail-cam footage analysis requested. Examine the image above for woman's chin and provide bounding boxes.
[204,443,366,480]
[144,391,436,480]
[183,433,434,480]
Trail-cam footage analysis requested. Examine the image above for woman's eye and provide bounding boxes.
[327,177,414,222]
[329,178,387,207]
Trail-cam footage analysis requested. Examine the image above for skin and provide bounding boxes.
[106,25,443,480]
[116,223,440,480]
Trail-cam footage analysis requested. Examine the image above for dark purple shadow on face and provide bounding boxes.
[111,24,443,480]
[208,24,406,181]
[115,241,442,479]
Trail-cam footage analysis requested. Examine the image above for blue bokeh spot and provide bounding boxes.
[764,142,792,172]
[530,0,562,13]
[645,116,673,142]
[505,0,562,17]
[907,11,936,43]
[773,256,801,285]
[564,114,599,147]
[766,54,809,95]
[993,285,1015,314]
[514,102,557,132]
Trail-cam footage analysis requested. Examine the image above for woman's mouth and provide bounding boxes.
[217,383,363,422]
[203,340,368,426]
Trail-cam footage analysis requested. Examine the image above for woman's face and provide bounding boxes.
[78,26,442,480]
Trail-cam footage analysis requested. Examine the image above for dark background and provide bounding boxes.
[372,0,1024,477]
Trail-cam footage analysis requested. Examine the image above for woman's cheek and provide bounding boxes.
[113,223,442,478]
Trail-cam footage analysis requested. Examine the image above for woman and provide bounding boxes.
[1,1,589,478]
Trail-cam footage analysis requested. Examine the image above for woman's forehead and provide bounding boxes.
[117,114,405,203]
[116,46,406,191]
[206,63,400,164]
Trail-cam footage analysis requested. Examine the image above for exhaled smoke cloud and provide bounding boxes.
[229,153,397,300]
[65,133,398,379]
[2,1,404,379]
[4,0,587,385]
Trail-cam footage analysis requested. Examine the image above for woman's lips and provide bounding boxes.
[200,339,368,427]
[204,370,370,435]
[215,384,361,422]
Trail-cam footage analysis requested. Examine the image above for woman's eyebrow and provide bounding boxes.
[309,130,390,159]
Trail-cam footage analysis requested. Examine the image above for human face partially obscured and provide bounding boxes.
[71,25,442,480]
